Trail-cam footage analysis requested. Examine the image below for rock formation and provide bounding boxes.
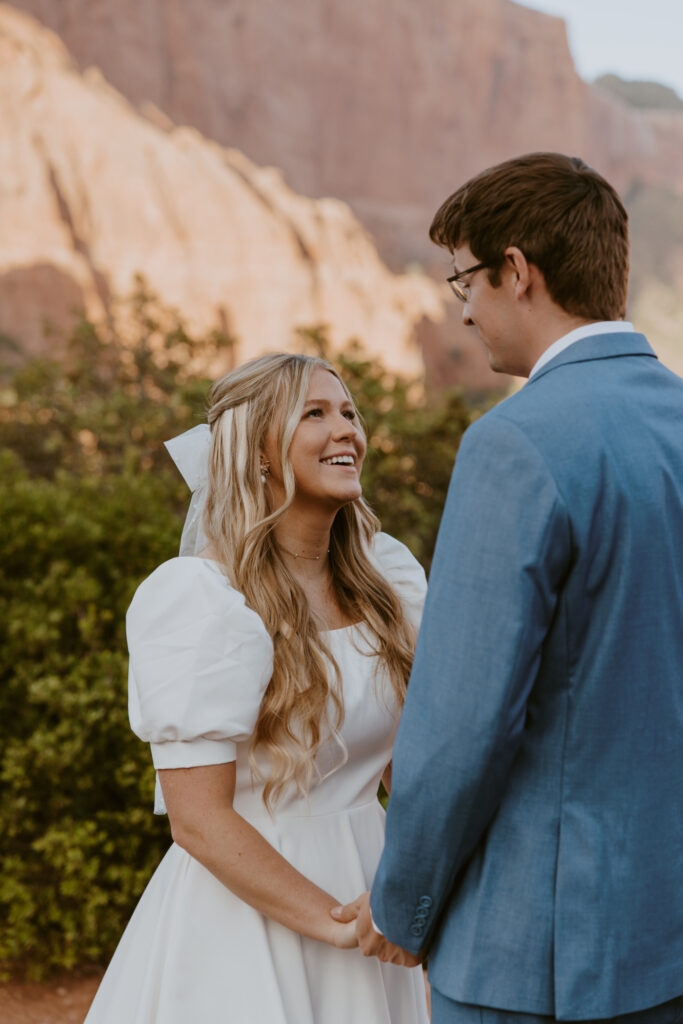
[4,0,683,384]
[9,0,683,267]
[0,5,442,377]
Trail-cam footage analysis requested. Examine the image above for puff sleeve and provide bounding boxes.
[371,532,428,632]
[127,558,273,781]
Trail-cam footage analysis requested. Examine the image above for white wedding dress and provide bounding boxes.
[84,532,430,1024]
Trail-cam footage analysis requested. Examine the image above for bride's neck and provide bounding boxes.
[272,510,334,578]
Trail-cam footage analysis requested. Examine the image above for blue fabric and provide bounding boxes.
[430,988,683,1024]
[371,334,683,1020]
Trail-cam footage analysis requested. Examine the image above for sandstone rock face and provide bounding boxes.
[0,5,442,375]
[10,0,683,270]
[5,0,683,385]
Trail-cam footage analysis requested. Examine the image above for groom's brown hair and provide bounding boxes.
[430,152,629,320]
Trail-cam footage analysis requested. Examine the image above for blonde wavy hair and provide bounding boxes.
[203,353,416,809]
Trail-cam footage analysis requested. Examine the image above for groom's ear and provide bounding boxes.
[503,246,533,301]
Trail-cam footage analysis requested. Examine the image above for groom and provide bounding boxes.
[333,154,683,1023]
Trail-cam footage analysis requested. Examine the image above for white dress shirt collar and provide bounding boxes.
[528,321,635,379]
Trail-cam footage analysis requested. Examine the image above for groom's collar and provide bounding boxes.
[526,325,656,385]
[528,321,635,378]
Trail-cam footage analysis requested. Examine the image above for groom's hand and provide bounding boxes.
[331,892,423,966]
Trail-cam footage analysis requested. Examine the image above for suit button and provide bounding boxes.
[415,908,428,920]
[410,924,423,937]
[418,896,433,908]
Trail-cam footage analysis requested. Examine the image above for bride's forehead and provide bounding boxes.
[304,369,351,403]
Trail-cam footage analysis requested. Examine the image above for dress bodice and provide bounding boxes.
[126,532,427,818]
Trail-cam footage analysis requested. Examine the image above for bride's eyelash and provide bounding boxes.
[303,407,355,419]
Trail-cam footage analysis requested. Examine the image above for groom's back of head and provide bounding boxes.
[430,152,629,321]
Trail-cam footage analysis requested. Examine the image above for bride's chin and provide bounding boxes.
[309,489,362,512]
[334,485,362,503]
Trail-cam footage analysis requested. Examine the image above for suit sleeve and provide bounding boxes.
[370,413,571,952]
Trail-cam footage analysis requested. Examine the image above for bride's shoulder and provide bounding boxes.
[126,557,274,763]
[371,532,425,576]
[126,556,270,648]
[370,532,427,624]
[130,555,228,601]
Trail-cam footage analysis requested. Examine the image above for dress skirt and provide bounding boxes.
[85,800,429,1024]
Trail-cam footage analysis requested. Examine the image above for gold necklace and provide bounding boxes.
[279,545,330,561]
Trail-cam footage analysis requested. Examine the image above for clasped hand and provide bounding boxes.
[330,891,423,966]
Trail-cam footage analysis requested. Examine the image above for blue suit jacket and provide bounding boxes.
[371,333,683,1020]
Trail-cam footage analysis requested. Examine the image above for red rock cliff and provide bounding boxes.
[0,6,442,374]
[5,0,683,385]
[9,0,683,266]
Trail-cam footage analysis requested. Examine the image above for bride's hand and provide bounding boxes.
[328,917,359,949]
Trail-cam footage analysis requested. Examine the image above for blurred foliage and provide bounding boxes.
[0,290,485,977]
[1,277,233,480]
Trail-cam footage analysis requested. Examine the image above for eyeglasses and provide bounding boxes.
[446,262,488,302]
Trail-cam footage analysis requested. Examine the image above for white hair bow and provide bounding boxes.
[164,423,211,492]
[164,423,212,555]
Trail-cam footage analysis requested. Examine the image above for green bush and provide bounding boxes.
[0,455,181,976]
[0,295,483,976]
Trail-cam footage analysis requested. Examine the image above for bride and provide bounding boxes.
[85,353,430,1023]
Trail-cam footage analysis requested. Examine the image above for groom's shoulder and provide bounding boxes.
[479,355,623,432]
[472,383,559,437]
[462,378,586,465]
[457,395,553,473]
[465,346,682,459]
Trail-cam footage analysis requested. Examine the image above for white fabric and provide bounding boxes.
[528,320,634,379]
[163,423,212,556]
[127,557,274,812]
[163,423,211,492]
[86,532,429,1024]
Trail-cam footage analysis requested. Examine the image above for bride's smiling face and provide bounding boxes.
[264,368,366,511]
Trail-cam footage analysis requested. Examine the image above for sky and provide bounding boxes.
[515,0,683,99]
